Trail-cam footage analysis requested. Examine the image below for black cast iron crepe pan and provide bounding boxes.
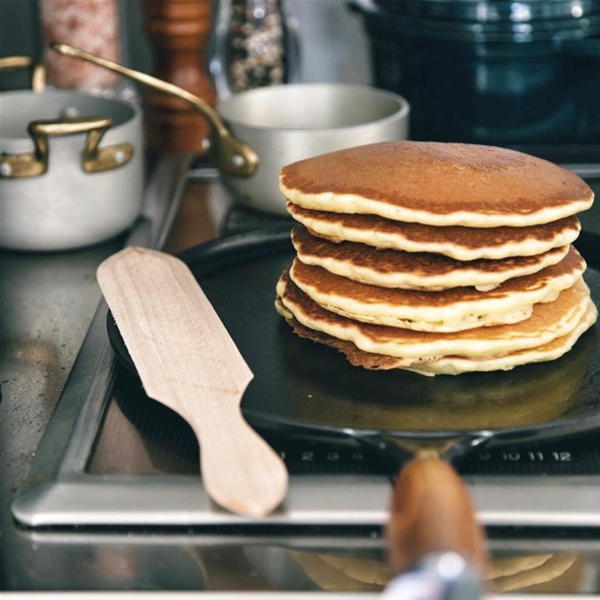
[107,225,600,583]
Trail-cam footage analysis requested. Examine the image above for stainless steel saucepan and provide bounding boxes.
[50,42,410,215]
[0,56,143,251]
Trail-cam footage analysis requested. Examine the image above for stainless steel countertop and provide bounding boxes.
[0,239,123,575]
[0,154,191,589]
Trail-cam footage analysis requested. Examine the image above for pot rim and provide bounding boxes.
[0,88,140,142]
[216,83,410,134]
[373,0,599,22]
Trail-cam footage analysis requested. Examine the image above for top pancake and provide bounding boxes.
[280,141,594,228]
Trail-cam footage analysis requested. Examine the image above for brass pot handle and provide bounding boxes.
[0,116,134,179]
[50,41,259,177]
[0,55,46,92]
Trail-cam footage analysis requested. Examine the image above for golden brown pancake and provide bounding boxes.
[280,141,594,227]
[276,271,592,361]
[292,225,570,292]
[288,203,581,261]
[408,311,596,376]
[275,290,597,376]
[288,247,586,332]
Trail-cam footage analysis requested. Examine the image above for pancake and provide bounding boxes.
[407,308,596,376]
[280,141,594,227]
[292,225,570,292]
[288,247,586,332]
[275,290,597,376]
[276,272,592,360]
[288,203,581,261]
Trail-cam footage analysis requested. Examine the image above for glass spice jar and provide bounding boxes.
[40,0,121,90]
[210,0,300,97]
[39,0,138,106]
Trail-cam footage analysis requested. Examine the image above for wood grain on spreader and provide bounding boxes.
[97,247,288,517]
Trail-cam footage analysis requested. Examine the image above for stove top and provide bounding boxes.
[11,153,600,530]
[6,153,600,598]
[12,265,600,530]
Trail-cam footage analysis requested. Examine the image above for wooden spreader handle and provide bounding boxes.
[187,402,288,518]
[97,247,288,518]
[387,457,488,576]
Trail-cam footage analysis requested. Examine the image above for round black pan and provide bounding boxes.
[108,225,600,458]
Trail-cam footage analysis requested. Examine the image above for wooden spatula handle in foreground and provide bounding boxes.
[189,400,287,517]
[387,458,488,575]
[97,247,288,518]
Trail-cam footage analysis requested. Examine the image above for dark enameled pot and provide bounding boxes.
[351,0,600,145]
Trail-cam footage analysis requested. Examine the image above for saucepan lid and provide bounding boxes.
[352,0,600,44]
[356,5,600,43]
[372,0,600,23]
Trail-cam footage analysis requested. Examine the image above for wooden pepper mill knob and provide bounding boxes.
[143,0,217,152]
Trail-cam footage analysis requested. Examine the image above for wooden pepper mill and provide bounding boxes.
[143,0,217,152]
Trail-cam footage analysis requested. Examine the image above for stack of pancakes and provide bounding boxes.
[275,141,597,376]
